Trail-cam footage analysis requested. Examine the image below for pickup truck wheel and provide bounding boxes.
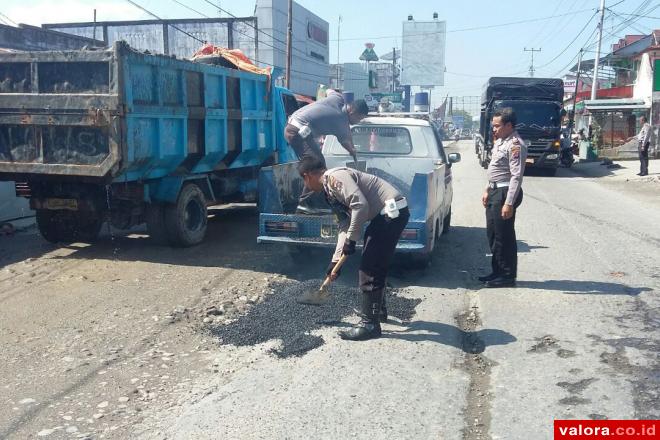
[145,204,169,245]
[164,184,208,247]
[442,209,451,235]
[36,210,102,243]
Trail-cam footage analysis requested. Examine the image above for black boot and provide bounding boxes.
[379,291,388,323]
[339,291,382,341]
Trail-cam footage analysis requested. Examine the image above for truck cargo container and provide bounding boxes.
[0,41,299,246]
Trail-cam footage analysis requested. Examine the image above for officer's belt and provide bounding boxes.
[380,197,408,215]
[488,181,510,189]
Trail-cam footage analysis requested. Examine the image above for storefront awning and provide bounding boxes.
[583,98,650,111]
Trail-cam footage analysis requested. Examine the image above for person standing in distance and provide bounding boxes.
[637,115,651,176]
[297,156,409,341]
[284,90,369,213]
[479,108,527,288]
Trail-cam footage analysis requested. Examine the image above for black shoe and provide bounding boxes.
[339,320,382,341]
[640,173,648,176]
[478,273,499,282]
[484,277,516,288]
[636,173,643,176]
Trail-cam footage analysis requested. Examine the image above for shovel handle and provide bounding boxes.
[320,254,349,289]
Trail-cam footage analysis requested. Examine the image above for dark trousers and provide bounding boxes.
[486,187,523,279]
[284,124,326,207]
[639,142,649,175]
[359,207,410,293]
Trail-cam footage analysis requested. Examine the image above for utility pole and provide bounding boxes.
[524,47,541,77]
[570,49,584,132]
[591,0,606,100]
[285,0,292,88]
[337,15,341,87]
[392,47,396,93]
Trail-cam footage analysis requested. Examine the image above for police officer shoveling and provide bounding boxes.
[296,156,409,341]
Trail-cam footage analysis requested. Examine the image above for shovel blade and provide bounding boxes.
[297,288,329,306]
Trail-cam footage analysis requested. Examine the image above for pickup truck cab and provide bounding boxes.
[257,113,461,267]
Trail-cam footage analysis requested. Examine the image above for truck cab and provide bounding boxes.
[476,77,564,175]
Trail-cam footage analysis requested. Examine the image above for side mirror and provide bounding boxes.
[448,153,461,164]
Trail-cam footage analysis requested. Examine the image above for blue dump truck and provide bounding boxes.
[257,114,460,267]
[0,42,299,246]
[475,77,564,175]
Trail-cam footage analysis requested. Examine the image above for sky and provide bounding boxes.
[1,0,658,98]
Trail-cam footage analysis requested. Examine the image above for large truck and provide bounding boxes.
[0,42,299,246]
[475,77,564,176]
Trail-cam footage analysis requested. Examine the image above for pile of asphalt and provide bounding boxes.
[211,279,421,358]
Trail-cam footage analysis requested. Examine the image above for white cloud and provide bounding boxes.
[6,0,148,27]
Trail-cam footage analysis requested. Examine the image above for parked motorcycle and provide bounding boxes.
[560,137,576,168]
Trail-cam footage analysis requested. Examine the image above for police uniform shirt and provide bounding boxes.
[290,90,351,141]
[322,167,401,261]
[486,131,527,206]
[638,122,651,145]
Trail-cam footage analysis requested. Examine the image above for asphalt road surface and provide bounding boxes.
[1,141,658,439]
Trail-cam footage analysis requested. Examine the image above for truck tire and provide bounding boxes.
[145,203,169,245]
[36,210,102,244]
[442,209,451,235]
[164,183,208,247]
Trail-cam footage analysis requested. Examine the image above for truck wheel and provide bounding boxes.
[36,210,102,244]
[164,184,208,247]
[76,214,103,242]
[442,209,451,235]
[145,203,169,245]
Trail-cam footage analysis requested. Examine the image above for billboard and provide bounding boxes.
[401,20,446,86]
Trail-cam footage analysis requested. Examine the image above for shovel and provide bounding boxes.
[297,254,349,305]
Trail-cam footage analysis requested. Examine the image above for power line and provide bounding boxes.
[534,10,599,70]
[125,0,206,44]
[124,0,332,83]
[170,0,211,18]
[0,11,18,26]
[327,8,596,42]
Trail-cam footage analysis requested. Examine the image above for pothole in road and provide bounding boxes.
[210,279,421,358]
[456,306,495,440]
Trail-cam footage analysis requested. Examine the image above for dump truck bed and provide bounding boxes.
[0,41,278,182]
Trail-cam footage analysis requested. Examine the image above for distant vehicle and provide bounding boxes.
[460,128,471,139]
[364,94,379,111]
[475,77,564,176]
[258,113,461,267]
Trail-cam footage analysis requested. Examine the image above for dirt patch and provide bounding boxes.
[557,378,598,394]
[210,279,421,358]
[556,349,577,358]
[559,396,591,405]
[457,305,494,440]
[527,335,559,353]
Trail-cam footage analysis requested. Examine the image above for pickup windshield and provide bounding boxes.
[348,126,413,155]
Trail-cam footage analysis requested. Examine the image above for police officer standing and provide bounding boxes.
[479,108,527,288]
[284,90,369,213]
[297,156,409,341]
